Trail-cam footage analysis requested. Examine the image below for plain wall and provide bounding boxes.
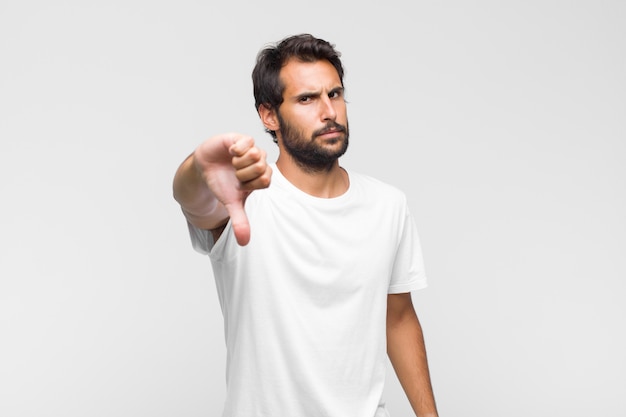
[1,1,624,416]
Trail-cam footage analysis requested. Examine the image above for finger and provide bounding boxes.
[224,201,251,246]
[228,135,255,157]
[239,165,272,191]
[233,157,268,184]
[232,146,264,170]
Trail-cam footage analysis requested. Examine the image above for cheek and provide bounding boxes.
[282,106,307,124]
[333,102,347,117]
[288,110,315,129]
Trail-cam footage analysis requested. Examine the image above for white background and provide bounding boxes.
[1,1,624,416]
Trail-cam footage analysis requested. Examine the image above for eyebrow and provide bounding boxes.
[294,86,344,101]
[329,86,345,96]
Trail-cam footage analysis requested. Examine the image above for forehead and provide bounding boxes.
[280,59,342,94]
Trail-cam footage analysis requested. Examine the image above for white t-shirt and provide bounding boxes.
[188,164,427,417]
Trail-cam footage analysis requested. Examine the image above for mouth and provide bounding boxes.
[318,129,341,137]
[315,124,346,138]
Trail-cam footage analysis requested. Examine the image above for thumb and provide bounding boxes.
[224,201,251,246]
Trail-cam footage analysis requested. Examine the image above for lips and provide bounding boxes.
[316,130,344,142]
[316,124,345,137]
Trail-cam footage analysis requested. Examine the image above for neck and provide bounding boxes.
[276,155,349,198]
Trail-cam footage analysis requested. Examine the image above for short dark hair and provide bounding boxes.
[252,34,345,139]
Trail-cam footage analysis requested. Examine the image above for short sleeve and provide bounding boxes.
[388,205,428,294]
[187,221,214,255]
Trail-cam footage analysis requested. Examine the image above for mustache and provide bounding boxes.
[313,121,347,136]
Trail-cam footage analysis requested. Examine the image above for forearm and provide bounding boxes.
[172,153,228,229]
[387,306,438,417]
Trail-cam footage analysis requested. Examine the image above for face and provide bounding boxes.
[274,59,349,171]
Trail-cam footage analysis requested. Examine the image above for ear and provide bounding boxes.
[258,104,279,132]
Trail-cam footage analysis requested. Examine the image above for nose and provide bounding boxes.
[320,95,337,121]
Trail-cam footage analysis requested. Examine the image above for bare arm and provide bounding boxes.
[173,152,229,230]
[387,292,439,417]
[172,133,271,245]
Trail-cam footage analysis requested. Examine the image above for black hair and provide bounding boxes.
[252,34,344,140]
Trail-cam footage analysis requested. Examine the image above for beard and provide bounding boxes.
[277,112,349,173]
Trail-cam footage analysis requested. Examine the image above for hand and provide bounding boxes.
[194,133,272,246]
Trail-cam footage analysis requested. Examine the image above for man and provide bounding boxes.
[173,34,438,417]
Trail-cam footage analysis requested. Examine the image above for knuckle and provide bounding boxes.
[257,174,271,188]
[247,146,262,160]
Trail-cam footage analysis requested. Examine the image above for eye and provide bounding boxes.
[299,95,312,103]
[329,89,343,99]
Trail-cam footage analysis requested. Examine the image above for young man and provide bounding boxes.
[173,34,438,417]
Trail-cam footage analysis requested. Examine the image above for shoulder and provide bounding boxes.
[348,170,408,205]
